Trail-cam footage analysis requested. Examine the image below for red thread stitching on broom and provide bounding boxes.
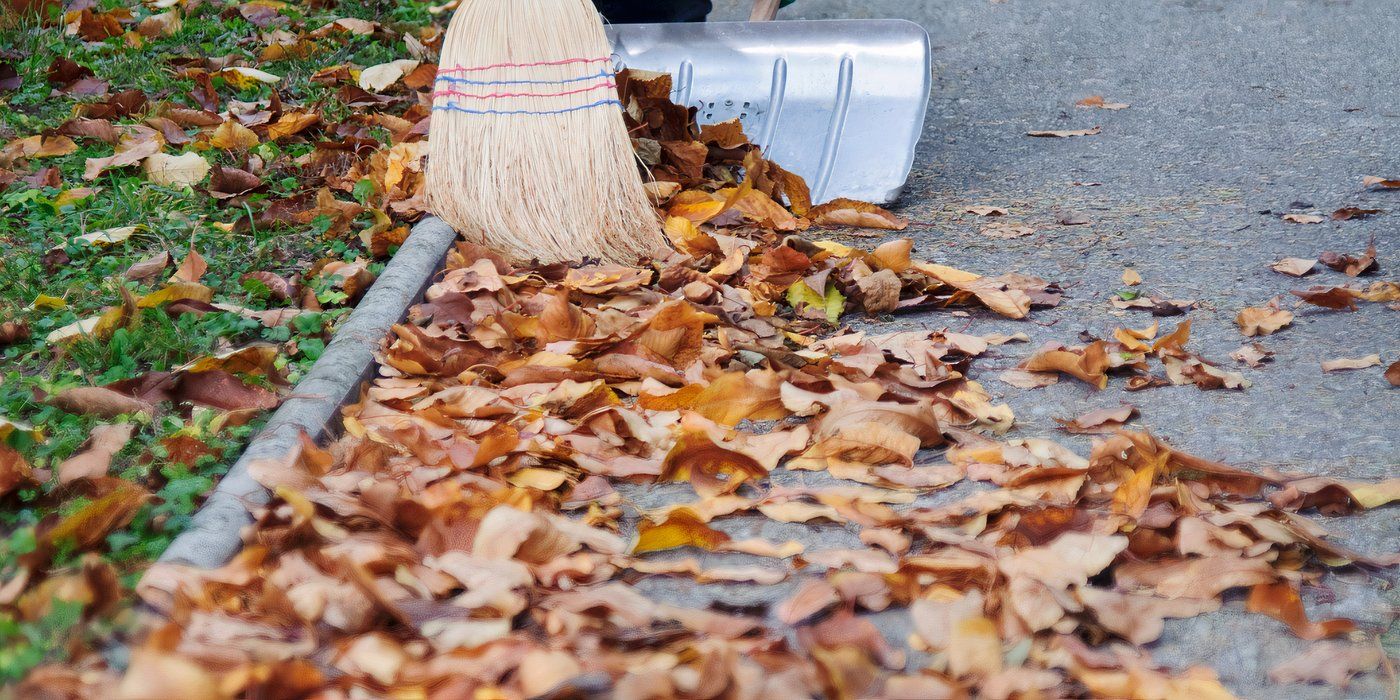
[431,81,617,101]
[437,57,612,74]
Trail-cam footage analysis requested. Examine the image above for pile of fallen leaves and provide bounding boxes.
[17,71,1397,699]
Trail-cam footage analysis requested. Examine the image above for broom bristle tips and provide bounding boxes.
[426,0,666,266]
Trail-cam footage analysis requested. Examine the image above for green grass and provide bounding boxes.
[0,0,431,680]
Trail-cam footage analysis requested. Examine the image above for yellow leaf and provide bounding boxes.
[634,507,731,553]
[137,283,213,308]
[209,120,260,150]
[217,66,281,89]
[29,295,67,311]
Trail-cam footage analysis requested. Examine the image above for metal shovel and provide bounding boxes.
[606,0,931,204]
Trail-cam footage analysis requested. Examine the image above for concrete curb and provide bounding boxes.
[158,217,458,569]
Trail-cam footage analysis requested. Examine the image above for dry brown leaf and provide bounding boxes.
[1235,301,1293,337]
[1076,95,1129,110]
[964,205,1007,216]
[1270,257,1317,277]
[1121,268,1141,286]
[1022,341,1110,389]
[1320,354,1381,372]
[809,198,908,230]
[1387,360,1400,386]
[1230,343,1274,368]
[58,423,135,485]
[1056,404,1138,434]
[1281,213,1325,224]
[1291,286,1359,311]
[1245,581,1355,640]
[1361,175,1400,190]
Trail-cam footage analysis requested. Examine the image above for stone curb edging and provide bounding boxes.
[157,217,458,569]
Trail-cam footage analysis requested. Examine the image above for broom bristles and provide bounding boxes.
[426,0,667,265]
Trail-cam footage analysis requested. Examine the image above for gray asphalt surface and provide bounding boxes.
[669,1,1399,697]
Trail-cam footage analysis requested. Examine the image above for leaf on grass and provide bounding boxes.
[1235,300,1293,337]
[125,251,171,281]
[144,152,210,186]
[359,60,420,92]
[216,66,282,89]
[1270,257,1317,277]
[0,321,30,347]
[73,226,139,248]
[171,248,207,283]
[209,120,260,150]
[1320,355,1380,372]
[1026,126,1101,138]
[83,126,163,180]
[809,198,908,230]
[58,423,135,485]
[0,443,35,498]
[48,387,157,418]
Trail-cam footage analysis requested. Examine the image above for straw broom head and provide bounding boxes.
[426,0,667,265]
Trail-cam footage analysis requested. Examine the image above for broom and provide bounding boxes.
[426,0,668,265]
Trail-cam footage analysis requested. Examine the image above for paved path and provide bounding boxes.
[691,2,1399,696]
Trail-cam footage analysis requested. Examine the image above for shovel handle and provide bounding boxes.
[750,0,781,21]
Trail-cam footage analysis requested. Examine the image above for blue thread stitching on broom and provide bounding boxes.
[432,98,621,116]
[436,69,614,87]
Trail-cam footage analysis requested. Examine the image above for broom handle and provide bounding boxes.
[750,0,781,21]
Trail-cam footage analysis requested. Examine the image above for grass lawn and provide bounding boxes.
[0,0,437,679]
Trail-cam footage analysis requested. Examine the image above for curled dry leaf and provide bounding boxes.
[1055,404,1139,434]
[1360,175,1400,190]
[1230,343,1274,368]
[1281,213,1325,224]
[1121,268,1141,286]
[1022,341,1110,389]
[1291,286,1359,311]
[1320,354,1381,372]
[808,198,908,230]
[1235,300,1293,337]
[1318,242,1378,277]
[1330,206,1381,221]
[1387,360,1400,386]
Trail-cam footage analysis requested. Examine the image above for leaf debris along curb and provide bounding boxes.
[157,217,458,569]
